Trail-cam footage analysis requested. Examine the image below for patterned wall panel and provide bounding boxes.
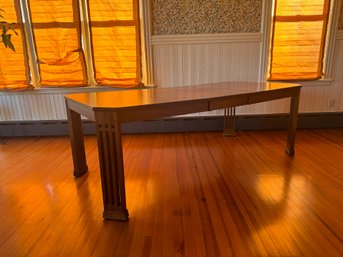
[152,0,263,35]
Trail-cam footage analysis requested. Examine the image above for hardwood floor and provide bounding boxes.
[0,129,343,257]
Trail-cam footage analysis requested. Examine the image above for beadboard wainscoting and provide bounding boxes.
[152,33,289,116]
[0,93,67,121]
[1,32,343,122]
[152,32,343,116]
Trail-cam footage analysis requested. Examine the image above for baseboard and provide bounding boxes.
[1,112,343,137]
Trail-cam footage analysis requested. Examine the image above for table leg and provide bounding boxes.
[95,112,129,221]
[286,89,301,156]
[66,103,88,177]
[223,107,236,136]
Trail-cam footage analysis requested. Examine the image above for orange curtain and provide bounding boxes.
[28,0,87,87]
[0,0,30,90]
[269,0,330,81]
[87,0,141,87]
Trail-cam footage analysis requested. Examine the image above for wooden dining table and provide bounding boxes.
[64,81,301,221]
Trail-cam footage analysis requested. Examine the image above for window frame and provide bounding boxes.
[259,0,342,85]
[5,0,152,92]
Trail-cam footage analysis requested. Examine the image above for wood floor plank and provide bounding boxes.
[0,129,343,256]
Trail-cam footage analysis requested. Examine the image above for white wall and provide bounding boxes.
[0,32,343,121]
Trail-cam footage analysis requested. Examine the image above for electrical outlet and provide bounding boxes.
[328,98,335,107]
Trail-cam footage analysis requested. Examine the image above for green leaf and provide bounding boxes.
[0,10,17,52]
[8,41,15,51]
[2,34,15,51]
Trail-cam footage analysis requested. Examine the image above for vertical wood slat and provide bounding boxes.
[223,107,236,136]
[95,111,128,220]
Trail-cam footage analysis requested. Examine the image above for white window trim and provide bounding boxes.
[79,0,96,87]
[20,0,40,87]
[259,0,342,86]
[140,0,154,86]
[259,0,273,83]
[322,0,342,79]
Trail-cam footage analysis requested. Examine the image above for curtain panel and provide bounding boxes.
[0,0,141,90]
[0,0,30,90]
[269,0,331,81]
[28,0,87,87]
[87,0,141,87]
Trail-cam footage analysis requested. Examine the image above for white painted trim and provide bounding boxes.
[140,0,154,85]
[20,0,40,87]
[298,79,332,87]
[259,0,273,82]
[151,33,263,45]
[79,0,96,87]
[323,0,342,79]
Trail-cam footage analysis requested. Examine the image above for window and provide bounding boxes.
[269,0,331,81]
[87,0,141,87]
[28,0,87,87]
[0,0,142,90]
[260,0,341,83]
[0,1,30,90]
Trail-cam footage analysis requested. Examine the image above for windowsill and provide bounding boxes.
[269,78,333,87]
[297,78,332,86]
[0,85,155,95]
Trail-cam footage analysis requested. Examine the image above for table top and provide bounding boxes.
[65,81,300,111]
